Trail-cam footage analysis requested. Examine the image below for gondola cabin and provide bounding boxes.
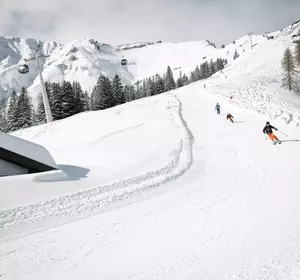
[121,59,128,66]
[18,64,29,74]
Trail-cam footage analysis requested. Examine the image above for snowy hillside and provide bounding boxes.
[1,78,300,279]
[0,19,299,105]
[1,20,300,279]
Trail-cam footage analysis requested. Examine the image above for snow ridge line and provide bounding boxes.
[0,95,194,231]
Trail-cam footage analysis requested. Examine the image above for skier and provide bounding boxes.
[226,113,234,123]
[215,103,221,114]
[263,122,281,144]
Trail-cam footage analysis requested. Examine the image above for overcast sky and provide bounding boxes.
[0,0,299,47]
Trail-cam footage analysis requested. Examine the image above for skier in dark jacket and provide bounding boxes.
[226,113,234,123]
[215,103,221,114]
[263,122,281,144]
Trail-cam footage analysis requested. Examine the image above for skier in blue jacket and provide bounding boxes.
[215,103,221,114]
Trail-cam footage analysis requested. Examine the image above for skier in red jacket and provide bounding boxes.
[226,113,234,123]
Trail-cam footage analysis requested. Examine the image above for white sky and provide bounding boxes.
[0,0,299,46]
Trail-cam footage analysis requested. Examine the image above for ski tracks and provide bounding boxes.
[0,94,194,233]
[211,77,300,126]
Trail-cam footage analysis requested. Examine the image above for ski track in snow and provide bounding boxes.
[0,95,194,232]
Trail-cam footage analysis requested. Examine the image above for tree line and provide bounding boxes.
[0,57,227,133]
[281,28,300,93]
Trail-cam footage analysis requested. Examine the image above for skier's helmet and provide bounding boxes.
[266,121,270,125]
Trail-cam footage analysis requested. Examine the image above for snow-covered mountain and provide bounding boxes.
[1,19,299,105]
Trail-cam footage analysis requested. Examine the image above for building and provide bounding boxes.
[0,131,57,177]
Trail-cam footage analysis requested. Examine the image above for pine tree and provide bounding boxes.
[36,93,46,124]
[0,113,7,132]
[134,80,144,99]
[61,81,77,118]
[145,78,156,96]
[164,66,176,91]
[176,71,184,88]
[91,75,114,110]
[201,61,210,79]
[112,74,126,105]
[0,99,7,132]
[216,58,225,71]
[233,50,240,60]
[194,65,202,80]
[90,87,97,110]
[32,109,39,125]
[5,89,19,132]
[124,85,137,102]
[155,74,165,94]
[209,59,216,76]
[182,74,189,86]
[295,42,300,68]
[82,91,90,111]
[281,48,298,92]
[15,87,32,129]
[72,81,84,113]
[50,82,63,120]
[142,79,147,97]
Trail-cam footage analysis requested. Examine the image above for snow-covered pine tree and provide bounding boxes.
[124,85,136,102]
[90,88,97,110]
[134,80,145,99]
[15,87,32,129]
[44,81,52,107]
[98,75,114,109]
[0,113,7,132]
[176,71,184,88]
[209,59,215,77]
[0,100,7,132]
[5,89,19,132]
[164,66,176,91]
[112,74,126,105]
[233,50,240,60]
[50,82,63,120]
[142,79,147,97]
[61,81,77,118]
[182,74,189,86]
[155,74,165,94]
[216,58,225,71]
[83,91,90,111]
[281,48,298,92]
[146,78,157,96]
[72,81,84,113]
[35,93,46,124]
[201,61,210,79]
[294,41,300,68]
[194,65,202,80]
[32,108,39,126]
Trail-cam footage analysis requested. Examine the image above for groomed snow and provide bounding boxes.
[1,22,300,279]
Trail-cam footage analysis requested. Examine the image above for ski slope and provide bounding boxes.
[1,21,300,279]
[1,79,300,279]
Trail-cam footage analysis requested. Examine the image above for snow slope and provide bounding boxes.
[1,81,300,279]
[1,21,300,279]
[0,19,299,105]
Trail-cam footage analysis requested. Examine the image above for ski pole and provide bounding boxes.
[278,130,288,137]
